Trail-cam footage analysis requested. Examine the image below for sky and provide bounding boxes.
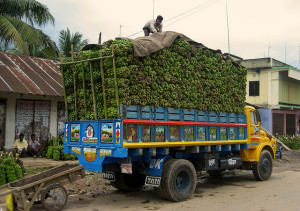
[39,0,300,68]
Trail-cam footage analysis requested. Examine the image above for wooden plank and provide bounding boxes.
[10,166,84,193]
[58,51,69,121]
[112,46,120,118]
[88,50,97,119]
[10,164,69,188]
[25,182,45,211]
[100,50,108,119]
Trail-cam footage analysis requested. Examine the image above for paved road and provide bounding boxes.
[58,170,300,211]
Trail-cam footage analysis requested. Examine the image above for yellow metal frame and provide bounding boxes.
[123,140,248,149]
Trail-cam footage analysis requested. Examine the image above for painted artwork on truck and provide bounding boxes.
[198,127,206,141]
[101,123,113,143]
[71,124,80,142]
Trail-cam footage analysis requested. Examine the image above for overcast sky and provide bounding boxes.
[39,0,300,68]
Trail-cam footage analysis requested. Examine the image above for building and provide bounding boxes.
[239,58,300,135]
[0,52,66,149]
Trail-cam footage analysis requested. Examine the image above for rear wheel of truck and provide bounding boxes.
[160,159,196,202]
[252,150,273,181]
[111,172,146,192]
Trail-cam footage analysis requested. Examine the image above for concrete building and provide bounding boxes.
[239,58,300,135]
[0,52,65,149]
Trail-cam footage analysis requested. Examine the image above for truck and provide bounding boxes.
[63,104,276,201]
[60,33,277,201]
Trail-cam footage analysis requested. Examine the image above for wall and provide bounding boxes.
[0,92,64,148]
[246,69,279,108]
[279,72,300,105]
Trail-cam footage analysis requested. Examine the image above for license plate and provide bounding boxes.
[145,176,161,187]
[102,172,115,181]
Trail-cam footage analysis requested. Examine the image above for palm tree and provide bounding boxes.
[58,28,88,57]
[0,0,57,58]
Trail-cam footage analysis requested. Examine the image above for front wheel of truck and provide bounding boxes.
[111,172,146,192]
[252,150,273,181]
[160,159,197,202]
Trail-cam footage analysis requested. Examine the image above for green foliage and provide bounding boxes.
[0,0,57,58]
[0,151,25,184]
[46,146,54,159]
[46,137,77,161]
[62,37,247,120]
[58,28,89,57]
[277,135,300,150]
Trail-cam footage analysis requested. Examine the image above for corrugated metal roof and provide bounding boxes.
[0,52,63,96]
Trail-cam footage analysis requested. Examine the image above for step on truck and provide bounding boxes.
[64,104,277,201]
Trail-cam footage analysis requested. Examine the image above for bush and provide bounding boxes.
[277,135,300,150]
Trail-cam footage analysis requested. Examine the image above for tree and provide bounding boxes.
[0,0,57,58]
[58,28,88,57]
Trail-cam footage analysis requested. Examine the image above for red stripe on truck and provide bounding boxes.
[123,119,247,127]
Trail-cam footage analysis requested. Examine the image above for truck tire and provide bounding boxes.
[252,150,273,181]
[111,172,145,192]
[160,159,196,202]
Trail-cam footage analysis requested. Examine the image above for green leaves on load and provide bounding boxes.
[62,37,247,120]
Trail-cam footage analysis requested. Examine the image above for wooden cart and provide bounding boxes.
[0,163,85,211]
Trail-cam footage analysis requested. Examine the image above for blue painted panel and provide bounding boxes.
[229,113,237,123]
[146,156,168,176]
[142,112,151,119]
[141,106,151,112]
[184,115,195,121]
[183,109,195,115]
[169,114,180,121]
[168,108,180,114]
[126,112,138,119]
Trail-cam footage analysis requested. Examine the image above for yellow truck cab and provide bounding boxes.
[241,106,277,180]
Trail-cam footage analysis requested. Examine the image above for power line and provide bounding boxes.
[127,0,223,38]
[163,0,221,28]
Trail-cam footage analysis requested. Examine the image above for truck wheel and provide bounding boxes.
[111,172,145,192]
[252,150,273,181]
[160,159,196,202]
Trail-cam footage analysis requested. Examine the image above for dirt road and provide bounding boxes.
[57,170,299,211]
[28,150,300,211]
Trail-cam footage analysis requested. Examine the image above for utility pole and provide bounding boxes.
[98,32,102,44]
[226,0,231,55]
[119,25,123,37]
[285,43,286,64]
[268,41,271,57]
[153,0,155,19]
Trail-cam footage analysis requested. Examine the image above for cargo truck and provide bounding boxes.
[60,35,277,201]
[63,104,276,201]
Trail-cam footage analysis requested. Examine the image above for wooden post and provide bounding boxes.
[88,50,98,119]
[58,51,69,121]
[112,46,120,118]
[71,45,78,120]
[80,51,87,118]
[100,50,108,119]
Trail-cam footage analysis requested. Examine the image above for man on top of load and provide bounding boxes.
[143,15,163,36]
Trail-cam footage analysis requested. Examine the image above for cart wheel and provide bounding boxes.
[41,184,68,211]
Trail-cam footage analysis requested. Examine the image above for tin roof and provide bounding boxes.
[0,52,63,96]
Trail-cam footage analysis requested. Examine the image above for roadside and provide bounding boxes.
[21,149,300,198]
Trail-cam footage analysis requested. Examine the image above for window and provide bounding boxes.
[250,112,258,125]
[249,81,259,96]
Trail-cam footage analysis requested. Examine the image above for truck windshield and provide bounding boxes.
[250,112,258,125]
